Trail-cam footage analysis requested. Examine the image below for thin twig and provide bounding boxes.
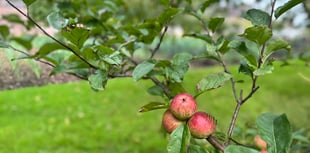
[5,0,98,69]
[225,102,241,145]
[207,135,225,152]
[193,11,210,35]
[8,45,55,67]
[118,39,138,65]
[240,86,259,104]
[117,39,172,99]
[119,26,173,99]
[257,0,275,68]
[215,43,242,146]
[229,137,249,147]
[7,44,90,80]
[150,76,172,99]
[216,50,244,145]
[108,73,132,78]
[268,1,276,29]
[216,51,240,103]
[225,0,277,144]
[150,26,168,58]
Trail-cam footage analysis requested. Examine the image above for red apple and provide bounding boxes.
[261,149,268,153]
[254,134,267,149]
[162,109,183,133]
[187,111,216,139]
[170,93,197,120]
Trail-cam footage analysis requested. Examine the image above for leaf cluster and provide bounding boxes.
[0,0,306,153]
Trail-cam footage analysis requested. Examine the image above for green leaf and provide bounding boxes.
[22,0,37,6]
[136,19,162,44]
[224,145,260,153]
[88,69,108,91]
[61,27,89,48]
[67,54,90,69]
[2,14,24,25]
[216,36,230,54]
[187,11,203,22]
[168,82,187,97]
[167,125,191,153]
[27,59,41,78]
[81,47,98,67]
[292,129,310,143]
[122,25,143,36]
[95,45,115,54]
[180,125,191,153]
[0,25,10,40]
[138,102,168,113]
[49,65,67,75]
[206,42,217,53]
[155,60,171,68]
[183,33,212,43]
[275,0,304,19]
[194,41,220,61]
[138,19,161,30]
[67,69,89,79]
[167,125,183,153]
[147,85,164,96]
[50,64,89,79]
[205,42,220,61]
[229,40,258,66]
[242,9,270,26]
[256,113,292,153]
[197,72,231,92]
[208,17,224,32]
[158,8,179,25]
[132,59,156,81]
[239,60,254,77]
[253,65,274,76]
[11,35,35,50]
[43,50,71,65]
[200,0,219,12]
[239,26,272,45]
[264,39,291,61]
[167,53,192,83]
[35,43,67,58]
[273,115,292,153]
[47,12,69,30]
[139,31,160,44]
[0,41,10,48]
[172,53,192,68]
[102,51,123,65]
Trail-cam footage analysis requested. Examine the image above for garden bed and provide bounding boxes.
[0,52,79,90]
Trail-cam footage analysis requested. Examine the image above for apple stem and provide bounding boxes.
[207,135,225,152]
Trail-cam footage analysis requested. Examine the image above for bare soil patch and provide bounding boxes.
[0,52,79,91]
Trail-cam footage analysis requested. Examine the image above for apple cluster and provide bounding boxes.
[162,93,216,139]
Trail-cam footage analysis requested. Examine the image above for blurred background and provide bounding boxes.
[1,0,309,90]
[0,0,309,152]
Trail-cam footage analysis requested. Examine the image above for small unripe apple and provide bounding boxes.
[162,109,183,133]
[254,134,267,149]
[187,111,216,139]
[170,93,197,120]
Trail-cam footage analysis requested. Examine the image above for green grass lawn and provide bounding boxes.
[0,61,309,153]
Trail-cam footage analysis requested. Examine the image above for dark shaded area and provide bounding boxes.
[0,54,79,90]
